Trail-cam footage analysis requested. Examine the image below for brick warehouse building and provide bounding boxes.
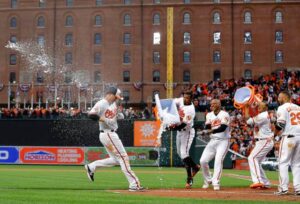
[0,0,299,107]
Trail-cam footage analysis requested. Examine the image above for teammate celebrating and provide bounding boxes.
[171,90,200,189]
[84,87,144,192]
[274,91,300,196]
[244,102,274,189]
[199,99,230,191]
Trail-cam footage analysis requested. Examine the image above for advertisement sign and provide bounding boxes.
[0,147,19,164]
[85,147,159,166]
[20,147,84,164]
[134,121,160,147]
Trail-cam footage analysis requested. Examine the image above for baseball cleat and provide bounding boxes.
[84,164,94,182]
[294,191,300,196]
[202,180,212,189]
[128,186,145,192]
[261,185,271,189]
[192,165,201,177]
[274,190,288,195]
[250,183,264,189]
[185,177,193,189]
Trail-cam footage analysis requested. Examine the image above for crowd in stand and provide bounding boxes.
[0,70,299,157]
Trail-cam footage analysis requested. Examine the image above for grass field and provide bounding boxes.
[0,165,297,204]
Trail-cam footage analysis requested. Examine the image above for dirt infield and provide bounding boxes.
[114,187,300,202]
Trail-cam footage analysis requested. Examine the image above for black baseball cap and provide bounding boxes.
[106,86,123,100]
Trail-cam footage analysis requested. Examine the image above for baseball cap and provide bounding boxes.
[106,86,123,100]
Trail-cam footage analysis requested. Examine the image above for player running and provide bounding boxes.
[84,86,144,192]
[274,91,300,196]
[244,102,274,189]
[199,99,230,191]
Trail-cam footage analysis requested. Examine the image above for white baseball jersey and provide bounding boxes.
[205,110,231,139]
[247,111,274,139]
[175,97,195,130]
[89,99,124,131]
[277,102,300,136]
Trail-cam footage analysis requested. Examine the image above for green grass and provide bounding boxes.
[0,165,296,204]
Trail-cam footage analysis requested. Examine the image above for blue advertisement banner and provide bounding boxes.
[0,147,19,164]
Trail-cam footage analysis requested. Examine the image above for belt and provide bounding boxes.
[287,135,295,138]
[255,138,269,141]
[100,130,115,133]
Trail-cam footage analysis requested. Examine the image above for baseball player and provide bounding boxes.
[199,99,230,191]
[274,91,300,196]
[171,90,200,189]
[84,87,144,192]
[244,102,274,189]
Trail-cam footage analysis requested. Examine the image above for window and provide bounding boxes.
[183,71,190,82]
[124,14,131,26]
[123,51,131,64]
[9,72,16,83]
[183,51,191,63]
[11,0,17,8]
[10,17,17,28]
[183,13,191,24]
[95,15,102,26]
[213,51,221,63]
[123,90,130,101]
[244,0,251,2]
[153,71,160,82]
[123,71,130,82]
[64,71,72,83]
[153,51,160,64]
[153,13,160,25]
[66,0,73,7]
[244,31,252,43]
[39,0,46,8]
[94,71,101,83]
[10,54,17,65]
[153,0,160,4]
[152,90,159,102]
[213,12,221,24]
[37,16,45,27]
[244,51,252,63]
[275,31,283,43]
[65,16,73,26]
[65,52,72,64]
[36,71,44,83]
[10,35,17,43]
[275,11,282,23]
[124,0,131,5]
[37,35,45,46]
[96,0,103,6]
[213,70,221,81]
[94,33,102,45]
[275,51,283,63]
[65,34,73,46]
[94,52,101,64]
[184,0,191,4]
[213,0,220,3]
[123,33,131,44]
[184,32,191,44]
[153,32,161,45]
[244,69,252,79]
[244,12,252,24]
[213,32,221,44]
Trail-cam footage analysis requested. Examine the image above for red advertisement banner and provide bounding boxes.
[20,147,84,164]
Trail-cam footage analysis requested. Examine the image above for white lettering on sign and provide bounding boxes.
[0,151,9,160]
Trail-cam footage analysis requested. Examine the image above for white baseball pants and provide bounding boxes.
[248,139,274,185]
[200,138,230,186]
[278,136,300,192]
[176,128,195,159]
[88,131,141,188]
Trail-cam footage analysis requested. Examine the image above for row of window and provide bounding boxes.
[9,0,283,9]
[8,10,284,29]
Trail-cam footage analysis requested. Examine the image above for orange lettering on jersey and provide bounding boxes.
[179,109,185,121]
[211,119,221,127]
[104,109,117,119]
